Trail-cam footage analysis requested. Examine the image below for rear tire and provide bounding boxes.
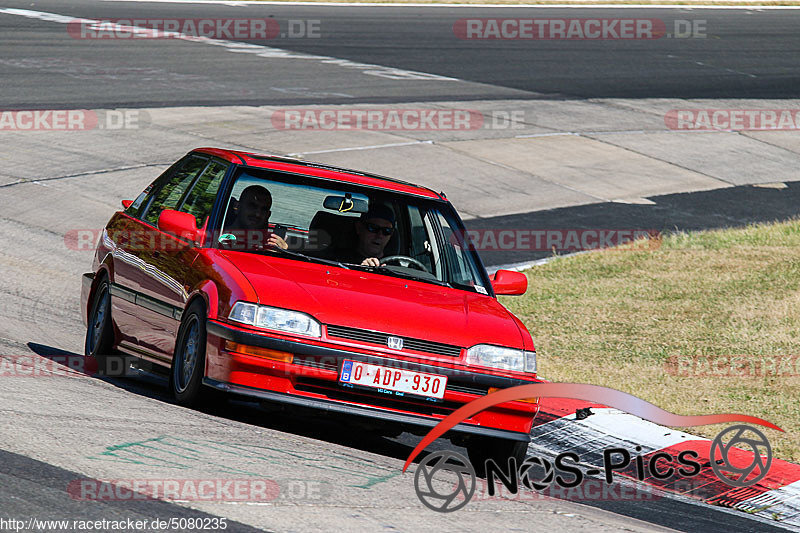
[467,437,529,478]
[84,276,115,375]
[171,301,208,407]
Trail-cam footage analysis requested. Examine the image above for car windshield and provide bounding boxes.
[216,167,491,294]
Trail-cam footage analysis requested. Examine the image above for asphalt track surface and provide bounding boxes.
[473,180,800,266]
[0,349,790,533]
[0,448,262,533]
[1,0,800,108]
[1,1,799,532]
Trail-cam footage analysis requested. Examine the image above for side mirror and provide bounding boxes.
[158,209,200,243]
[490,270,527,296]
[121,199,133,209]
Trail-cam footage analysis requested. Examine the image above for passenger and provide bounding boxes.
[225,185,288,250]
[340,205,395,267]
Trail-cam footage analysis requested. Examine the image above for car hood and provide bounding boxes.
[220,251,526,350]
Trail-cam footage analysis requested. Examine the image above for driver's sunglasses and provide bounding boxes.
[366,222,394,236]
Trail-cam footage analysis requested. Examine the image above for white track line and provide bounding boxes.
[288,140,433,156]
[486,253,583,274]
[530,407,697,457]
[0,8,458,82]
[736,480,800,526]
[531,407,800,529]
[100,0,800,9]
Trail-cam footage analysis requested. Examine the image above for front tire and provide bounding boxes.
[171,301,208,407]
[84,276,114,375]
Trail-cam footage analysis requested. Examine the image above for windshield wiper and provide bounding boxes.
[263,246,350,270]
[449,281,483,293]
[366,266,451,287]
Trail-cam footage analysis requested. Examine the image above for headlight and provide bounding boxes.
[466,344,536,373]
[229,302,321,338]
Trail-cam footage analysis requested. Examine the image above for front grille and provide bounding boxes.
[326,324,462,358]
[294,357,489,396]
[294,377,460,416]
[294,357,338,371]
[447,383,490,396]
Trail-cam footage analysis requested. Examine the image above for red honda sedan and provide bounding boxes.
[81,148,540,464]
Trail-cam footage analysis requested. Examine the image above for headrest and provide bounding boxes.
[308,211,357,252]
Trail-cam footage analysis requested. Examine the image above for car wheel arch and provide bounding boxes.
[97,251,114,279]
[185,281,217,321]
[87,266,112,323]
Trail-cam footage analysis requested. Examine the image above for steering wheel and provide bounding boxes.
[380,255,429,273]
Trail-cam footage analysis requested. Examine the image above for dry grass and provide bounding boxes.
[500,219,800,463]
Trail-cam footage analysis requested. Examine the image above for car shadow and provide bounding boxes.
[25,342,452,465]
[24,346,786,533]
[472,180,800,268]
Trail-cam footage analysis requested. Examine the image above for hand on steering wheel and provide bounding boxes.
[379,255,429,273]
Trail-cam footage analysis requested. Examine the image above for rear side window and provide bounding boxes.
[142,156,208,227]
[180,160,228,227]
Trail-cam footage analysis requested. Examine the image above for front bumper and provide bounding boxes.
[203,378,529,442]
[205,320,539,441]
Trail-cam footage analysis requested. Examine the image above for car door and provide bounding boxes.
[114,154,210,362]
[108,157,187,351]
[136,157,229,362]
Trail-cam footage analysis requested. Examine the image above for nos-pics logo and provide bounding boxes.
[414,424,773,513]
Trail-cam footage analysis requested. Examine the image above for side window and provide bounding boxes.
[424,212,444,279]
[436,211,483,288]
[142,156,209,227]
[407,205,433,273]
[124,159,185,219]
[180,160,228,227]
[126,190,149,217]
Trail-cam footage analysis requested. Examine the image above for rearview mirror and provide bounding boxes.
[323,195,368,214]
[490,270,527,296]
[158,209,200,243]
[121,199,133,209]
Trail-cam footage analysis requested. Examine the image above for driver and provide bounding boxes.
[341,205,395,267]
[225,185,288,250]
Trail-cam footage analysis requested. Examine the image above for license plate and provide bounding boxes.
[339,360,447,400]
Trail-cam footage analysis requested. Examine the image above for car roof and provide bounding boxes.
[193,147,445,200]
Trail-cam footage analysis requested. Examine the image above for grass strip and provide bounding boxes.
[501,219,800,462]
